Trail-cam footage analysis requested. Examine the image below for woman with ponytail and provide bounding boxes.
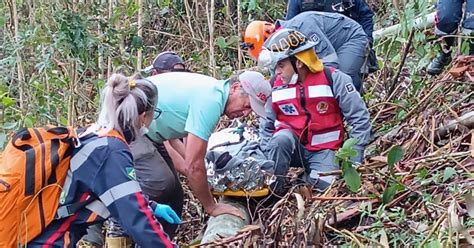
[28,74,177,248]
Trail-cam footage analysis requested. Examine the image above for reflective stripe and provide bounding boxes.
[70,138,108,172]
[86,200,111,219]
[272,88,296,102]
[308,85,333,98]
[61,137,109,202]
[311,130,341,146]
[99,181,142,207]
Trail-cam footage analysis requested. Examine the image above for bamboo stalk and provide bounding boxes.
[107,0,113,77]
[206,0,216,77]
[10,0,25,112]
[237,0,242,70]
[136,0,143,71]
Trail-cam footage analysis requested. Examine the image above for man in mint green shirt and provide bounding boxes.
[141,71,271,222]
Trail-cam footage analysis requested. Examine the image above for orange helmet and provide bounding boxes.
[242,21,275,60]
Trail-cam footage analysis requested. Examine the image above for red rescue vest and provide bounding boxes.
[271,67,345,151]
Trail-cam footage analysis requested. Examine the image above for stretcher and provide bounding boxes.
[212,187,269,197]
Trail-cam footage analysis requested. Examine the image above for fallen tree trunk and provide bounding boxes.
[373,12,436,41]
[200,197,251,244]
[435,111,474,140]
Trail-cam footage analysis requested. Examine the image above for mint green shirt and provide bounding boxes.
[146,72,230,143]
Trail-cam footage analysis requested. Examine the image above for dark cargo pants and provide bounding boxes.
[266,129,339,194]
[435,0,474,35]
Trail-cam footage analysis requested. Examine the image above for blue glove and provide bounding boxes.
[153,203,181,224]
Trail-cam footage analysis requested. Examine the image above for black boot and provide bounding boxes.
[427,37,454,75]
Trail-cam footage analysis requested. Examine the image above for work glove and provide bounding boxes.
[153,203,181,224]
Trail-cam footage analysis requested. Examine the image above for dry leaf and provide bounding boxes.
[379,228,390,248]
[294,193,305,221]
[466,192,474,218]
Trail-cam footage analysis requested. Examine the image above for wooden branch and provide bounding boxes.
[388,28,415,96]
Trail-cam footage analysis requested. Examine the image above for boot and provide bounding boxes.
[105,236,134,248]
[427,37,454,75]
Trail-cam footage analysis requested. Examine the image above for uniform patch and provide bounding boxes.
[279,103,299,115]
[316,101,329,114]
[126,167,136,180]
[310,33,320,45]
[345,83,355,94]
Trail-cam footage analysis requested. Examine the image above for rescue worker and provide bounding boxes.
[427,0,474,75]
[80,51,188,248]
[243,11,368,92]
[29,74,177,247]
[258,28,371,193]
[144,51,187,75]
[138,71,271,226]
[285,0,378,73]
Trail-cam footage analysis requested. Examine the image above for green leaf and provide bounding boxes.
[247,0,258,10]
[396,109,406,120]
[416,167,428,179]
[215,36,227,49]
[227,35,240,46]
[2,122,17,130]
[342,138,358,150]
[1,96,15,107]
[131,36,143,49]
[382,184,398,204]
[0,16,5,27]
[24,116,34,128]
[442,167,456,182]
[427,239,442,248]
[387,145,404,169]
[342,161,361,192]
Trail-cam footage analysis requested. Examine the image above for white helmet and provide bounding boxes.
[258,28,316,70]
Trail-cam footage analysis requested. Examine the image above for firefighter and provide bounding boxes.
[258,28,371,193]
[243,11,369,92]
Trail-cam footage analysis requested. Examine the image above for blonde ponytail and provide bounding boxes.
[97,73,157,141]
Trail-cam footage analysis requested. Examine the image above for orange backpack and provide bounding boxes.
[0,126,124,247]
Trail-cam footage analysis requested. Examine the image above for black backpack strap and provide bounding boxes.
[55,194,97,219]
[323,66,335,93]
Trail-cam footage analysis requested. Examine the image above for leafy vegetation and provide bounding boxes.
[1,0,473,246]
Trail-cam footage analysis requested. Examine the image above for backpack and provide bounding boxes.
[0,126,124,247]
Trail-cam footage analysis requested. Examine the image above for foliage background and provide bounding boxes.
[2,0,473,246]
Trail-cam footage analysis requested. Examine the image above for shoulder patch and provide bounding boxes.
[345,83,355,94]
[310,33,320,45]
[126,167,136,180]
